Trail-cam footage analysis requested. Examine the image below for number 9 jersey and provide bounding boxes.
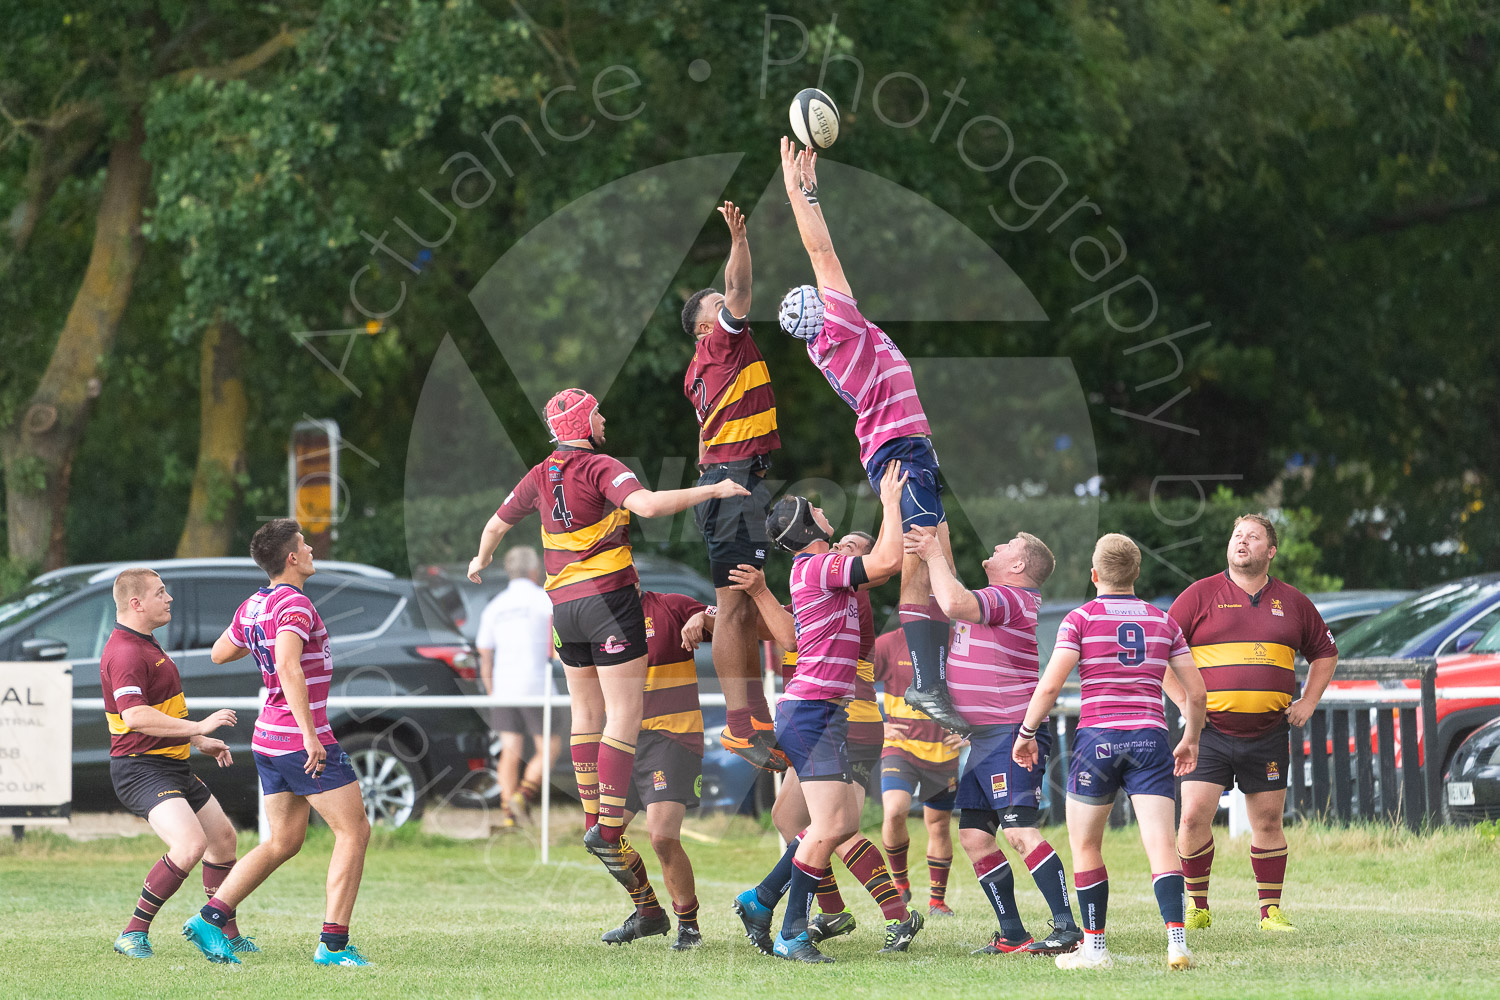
[496,445,643,605]
[1053,595,1191,731]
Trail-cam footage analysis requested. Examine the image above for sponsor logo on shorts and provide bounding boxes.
[602,636,628,654]
[157,789,182,798]
[990,773,1008,795]
[755,549,766,559]
[1002,811,1020,824]
[947,776,958,792]
[1078,772,1092,786]
[693,774,702,797]
[1266,760,1281,781]
[644,616,655,638]
[1095,743,1113,759]
[652,770,668,791]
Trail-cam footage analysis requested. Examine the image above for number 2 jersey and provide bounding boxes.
[229,583,337,757]
[496,446,643,605]
[1053,595,1191,731]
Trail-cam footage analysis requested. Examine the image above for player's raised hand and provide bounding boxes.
[878,460,908,507]
[1012,735,1039,769]
[467,552,490,584]
[197,708,237,735]
[904,525,940,561]
[727,564,768,596]
[798,147,819,193]
[712,478,752,499]
[780,135,802,192]
[718,201,746,241]
[1173,737,1199,777]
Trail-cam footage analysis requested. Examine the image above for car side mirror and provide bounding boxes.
[1455,629,1484,654]
[20,636,68,661]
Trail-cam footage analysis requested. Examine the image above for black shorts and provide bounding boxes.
[1183,724,1290,794]
[110,755,213,819]
[694,461,772,587]
[554,586,648,667]
[848,739,882,790]
[625,730,703,811]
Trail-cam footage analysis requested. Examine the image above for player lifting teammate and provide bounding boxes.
[467,389,747,902]
[774,136,965,735]
[681,200,786,773]
[1014,534,1207,971]
[102,569,247,960]
[907,525,1083,956]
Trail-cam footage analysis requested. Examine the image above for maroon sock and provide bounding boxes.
[673,897,700,930]
[125,855,190,934]
[1250,843,1288,918]
[725,707,754,741]
[320,922,350,951]
[1182,838,1215,910]
[595,737,636,843]
[745,678,772,729]
[815,870,847,913]
[840,837,908,921]
[883,838,910,888]
[626,852,664,916]
[928,856,952,904]
[570,732,601,831]
[200,860,240,938]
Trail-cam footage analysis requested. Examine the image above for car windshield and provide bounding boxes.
[0,580,83,630]
[1337,580,1497,658]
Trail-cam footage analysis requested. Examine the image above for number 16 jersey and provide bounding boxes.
[496,446,643,604]
[1053,595,1190,731]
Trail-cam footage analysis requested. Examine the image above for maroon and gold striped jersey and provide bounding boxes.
[497,447,642,604]
[684,311,780,464]
[872,629,960,766]
[641,590,709,755]
[1168,572,1337,738]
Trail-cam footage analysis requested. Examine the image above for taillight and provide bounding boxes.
[417,644,478,680]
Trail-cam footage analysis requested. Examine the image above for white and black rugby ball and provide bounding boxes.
[789,88,840,149]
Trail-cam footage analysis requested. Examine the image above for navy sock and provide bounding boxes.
[974,850,1027,941]
[1075,866,1108,933]
[320,922,349,951]
[1153,871,1186,925]
[900,618,949,693]
[1025,842,1076,929]
[780,858,823,941]
[756,834,802,909]
[199,899,232,929]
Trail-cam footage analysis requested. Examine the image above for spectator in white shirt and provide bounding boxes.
[476,546,564,826]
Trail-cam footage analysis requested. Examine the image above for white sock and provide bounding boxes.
[1084,929,1107,956]
[1167,924,1187,948]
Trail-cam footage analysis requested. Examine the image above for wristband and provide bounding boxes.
[800,180,819,205]
[1018,723,1037,741]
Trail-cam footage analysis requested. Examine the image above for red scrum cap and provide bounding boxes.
[544,388,599,443]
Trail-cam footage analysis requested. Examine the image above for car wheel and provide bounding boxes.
[341,732,427,828]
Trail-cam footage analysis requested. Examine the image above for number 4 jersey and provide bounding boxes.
[496,446,643,604]
[1053,595,1191,731]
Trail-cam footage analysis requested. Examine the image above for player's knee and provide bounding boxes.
[172,834,208,868]
[1002,826,1040,854]
[649,831,680,858]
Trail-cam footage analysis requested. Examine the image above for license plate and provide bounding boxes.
[1448,781,1475,806]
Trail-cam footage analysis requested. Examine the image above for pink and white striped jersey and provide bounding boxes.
[229,584,337,757]
[1054,595,1190,731]
[783,551,863,702]
[947,585,1043,726]
[810,288,931,468]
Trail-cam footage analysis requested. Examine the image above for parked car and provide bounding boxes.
[1319,575,1500,774]
[415,555,769,814]
[1445,716,1500,823]
[1304,589,1415,637]
[1,558,492,828]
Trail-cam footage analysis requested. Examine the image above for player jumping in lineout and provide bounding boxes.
[774,136,966,734]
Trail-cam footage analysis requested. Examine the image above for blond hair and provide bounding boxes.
[1018,532,1056,586]
[112,567,161,615]
[1233,513,1278,549]
[503,545,542,581]
[1092,533,1141,588]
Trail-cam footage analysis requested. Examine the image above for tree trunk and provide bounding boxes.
[0,115,150,571]
[175,323,248,557]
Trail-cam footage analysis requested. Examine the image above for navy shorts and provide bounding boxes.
[775,698,850,783]
[254,745,358,797]
[956,724,1048,813]
[864,436,945,529]
[1068,727,1175,804]
[880,754,958,811]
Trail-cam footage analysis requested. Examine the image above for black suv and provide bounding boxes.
[0,558,492,827]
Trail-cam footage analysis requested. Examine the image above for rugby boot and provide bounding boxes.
[971,931,1034,955]
[720,727,787,772]
[582,825,638,888]
[773,931,834,964]
[1026,920,1084,955]
[1259,905,1297,932]
[902,683,969,736]
[671,925,704,951]
[808,908,856,943]
[876,907,924,953]
[731,888,776,955]
[313,943,370,966]
[112,931,152,959]
[1056,947,1114,970]
[601,909,670,945]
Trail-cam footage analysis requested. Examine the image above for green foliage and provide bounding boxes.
[1477,818,1500,843]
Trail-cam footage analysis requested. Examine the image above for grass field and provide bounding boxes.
[2,810,1497,999]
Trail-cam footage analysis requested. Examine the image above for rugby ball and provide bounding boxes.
[790,88,840,149]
